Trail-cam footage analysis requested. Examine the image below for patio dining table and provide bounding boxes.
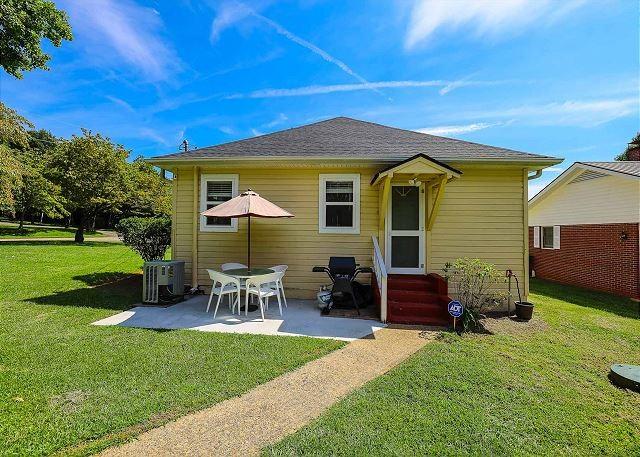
[224,267,274,312]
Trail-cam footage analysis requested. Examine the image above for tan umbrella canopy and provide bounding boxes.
[200,189,294,271]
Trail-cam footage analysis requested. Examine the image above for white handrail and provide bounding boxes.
[371,235,388,322]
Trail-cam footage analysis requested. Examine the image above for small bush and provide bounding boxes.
[116,216,171,262]
[443,258,506,332]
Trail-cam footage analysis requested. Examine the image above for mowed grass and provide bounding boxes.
[266,280,640,456]
[0,221,102,238]
[0,242,342,456]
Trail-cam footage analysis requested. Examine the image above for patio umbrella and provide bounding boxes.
[200,189,294,271]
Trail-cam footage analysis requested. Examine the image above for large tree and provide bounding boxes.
[0,0,72,78]
[0,103,32,211]
[48,130,129,242]
[13,132,67,228]
[123,158,172,218]
[616,132,640,161]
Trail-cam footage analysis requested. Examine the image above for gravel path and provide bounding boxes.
[101,326,435,456]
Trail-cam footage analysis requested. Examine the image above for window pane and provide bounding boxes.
[542,226,554,248]
[207,181,232,202]
[326,205,353,227]
[205,203,231,226]
[391,186,419,230]
[326,181,353,202]
[391,236,420,268]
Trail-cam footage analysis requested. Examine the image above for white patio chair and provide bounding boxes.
[244,271,285,322]
[268,265,288,308]
[221,262,247,271]
[206,269,242,318]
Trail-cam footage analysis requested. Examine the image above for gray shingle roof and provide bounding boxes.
[579,161,640,178]
[152,117,559,162]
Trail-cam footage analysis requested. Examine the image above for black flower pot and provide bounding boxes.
[515,301,534,321]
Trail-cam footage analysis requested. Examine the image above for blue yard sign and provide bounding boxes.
[448,300,464,318]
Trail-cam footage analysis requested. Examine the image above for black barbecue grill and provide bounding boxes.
[312,257,373,315]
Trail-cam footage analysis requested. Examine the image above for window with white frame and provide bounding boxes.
[319,174,360,234]
[538,225,560,249]
[200,174,238,232]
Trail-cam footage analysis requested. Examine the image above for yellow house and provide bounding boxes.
[149,117,561,324]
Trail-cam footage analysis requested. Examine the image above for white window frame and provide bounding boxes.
[319,174,360,234]
[541,225,560,250]
[200,174,239,232]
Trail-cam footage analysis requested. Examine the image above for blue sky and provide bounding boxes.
[2,0,638,196]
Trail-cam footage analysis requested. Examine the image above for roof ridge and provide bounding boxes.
[181,117,343,155]
[337,116,551,158]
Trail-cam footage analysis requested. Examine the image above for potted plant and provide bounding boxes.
[506,270,534,320]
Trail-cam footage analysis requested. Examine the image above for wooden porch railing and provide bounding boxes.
[371,235,388,322]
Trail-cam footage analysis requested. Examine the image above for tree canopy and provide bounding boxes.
[0,0,73,78]
[615,132,640,161]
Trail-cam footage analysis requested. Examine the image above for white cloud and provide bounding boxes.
[405,0,588,49]
[210,2,379,94]
[63,0,179,81]
[229,79,508,98]
[459,97,638,127]
[264,113,288,128]
[250,128,264,136]
[544,167,565,173]
[415,122,501,136]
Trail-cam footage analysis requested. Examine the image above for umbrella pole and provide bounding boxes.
[247,215,251,271]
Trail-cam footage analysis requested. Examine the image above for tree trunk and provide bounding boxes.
[64,216,70,228]
[75,209,85,243]
[90,213,97,231]
[18,210,24,230]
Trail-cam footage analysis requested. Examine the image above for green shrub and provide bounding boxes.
[443,258,506,332]
[116,216,171,261]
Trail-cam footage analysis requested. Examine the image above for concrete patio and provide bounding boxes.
[92,295,385,341]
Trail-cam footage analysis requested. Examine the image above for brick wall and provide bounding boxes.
[529,223,639,300]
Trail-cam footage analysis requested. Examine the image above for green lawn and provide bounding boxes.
[0,221,103,239]
[266,280,640,456]
[0,242,342,456]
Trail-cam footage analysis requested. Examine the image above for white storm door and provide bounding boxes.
[386,184,425,274]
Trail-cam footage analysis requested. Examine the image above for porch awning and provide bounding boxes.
[371,153,462,232]
[370,153,462,186]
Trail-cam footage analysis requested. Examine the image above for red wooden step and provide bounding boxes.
[387,289,441,303]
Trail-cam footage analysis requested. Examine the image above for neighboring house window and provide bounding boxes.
[540,225,560,249]
[319,174,360,234]
[200,174,238,232]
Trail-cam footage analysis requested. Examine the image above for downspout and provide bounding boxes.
[192,166,200,288]
[528,169,543,180]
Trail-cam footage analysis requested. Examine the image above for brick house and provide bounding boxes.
[528,161,640,300]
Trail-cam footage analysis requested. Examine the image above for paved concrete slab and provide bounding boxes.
[93,295,385,341]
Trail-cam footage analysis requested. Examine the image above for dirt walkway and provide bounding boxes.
[101,326,435,456]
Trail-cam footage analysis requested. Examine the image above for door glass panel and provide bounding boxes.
[391,236,420,268]
[392,186,419,230]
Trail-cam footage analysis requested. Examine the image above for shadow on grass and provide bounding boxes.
[0,240,116,247]
[530,278,639,319]
[30,274,142,311]
[0,226,100,237]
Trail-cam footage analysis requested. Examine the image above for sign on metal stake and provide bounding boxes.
[448,300,464,330]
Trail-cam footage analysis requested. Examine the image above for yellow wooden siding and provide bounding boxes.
[176,167,379,299]
[173,164,528,301]
[429,168,527,297]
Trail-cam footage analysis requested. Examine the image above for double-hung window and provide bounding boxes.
[200,174,238,232]
[319,174,360,234]
[534,225,560,249]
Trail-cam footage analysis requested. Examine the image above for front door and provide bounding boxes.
[386,183,425,274]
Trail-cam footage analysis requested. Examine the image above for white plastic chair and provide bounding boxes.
[244,271,285,321]
[221,262,247,271]
[269,265,288,308]
[206,269,241,318]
